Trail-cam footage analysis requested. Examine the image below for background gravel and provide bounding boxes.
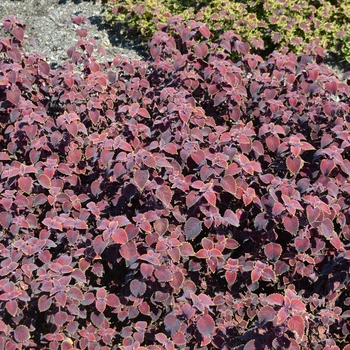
[0,0,150,68]
[0,0,349,79]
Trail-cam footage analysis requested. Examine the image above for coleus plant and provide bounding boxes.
[0,12,350,350]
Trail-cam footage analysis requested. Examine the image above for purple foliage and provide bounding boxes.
[0,13,350,350]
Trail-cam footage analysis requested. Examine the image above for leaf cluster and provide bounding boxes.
[103,0,350,63]
[0,13,350,349]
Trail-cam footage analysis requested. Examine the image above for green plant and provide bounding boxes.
[103,0,350,62]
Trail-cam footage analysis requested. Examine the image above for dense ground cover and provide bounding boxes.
[0,7,350,350]
[103,0,350,64]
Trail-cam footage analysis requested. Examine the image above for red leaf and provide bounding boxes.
[111,228,128,244]
[68,287,84,301]
[203,191,216,206]
[244,340,258,350]
[113,163,126,178]
[37,174,51,189]
[266,135,280,152]
[265,293,284,306]
[251,269,261,283]
[154,266,172,282]
[197,314,215,336]
[134,170,148,190]
[277,307,289,324]
[120,241,138,262]
[288,315,305,339]
[96,288,106,300]
[106,293,120,307]
[93,236,108,255]
[294,237,310,253]
[14,325,30,342]
[12,27,24,41]
[319,218,334,238]
[225,271,237,285]
[213,91,226,107]
[223,209,239,227]
[130,280,146,297]
[6,299,18,316]
[7,88,21,105]
[286,156,303,175]
[0,152,10,160]
[184,217,202,240]
[199,26,211,39]
[129,102,139,117]
[164,314,181,336]
[77,28,88,38]
[306,206,320,224]
[180,242,195,256]
[8,47,21,61]
[258,306,276,324]
[169,270,184,290]
[38,60,50,76]
[320,159,335,175]
[18,176,33,194]
[140,263,154,278]
[283,216,299,235]
[194,42,208,59]
[186,191,200,209]
[138,108,150,118]
[96,300,106,313]
[264,243,282,261]
[156,185,172,207]
[38,295,52,312]
[163,143,177,155]
[172,331,186,345]
[290,298,305,311]
[54,311,68,326]
[221,176,237,197]
[68,149,81,163]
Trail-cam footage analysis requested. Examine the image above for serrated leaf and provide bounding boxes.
[96,300,106,313]
[111,228,128,244]
[258,306,275,324]
[130,280,146,297]
[156,185,172,207]
[14,325,30,342]
[120,241,138,262]
[184,217,202,240]
[286,156,303,174]
[264,243,282,261]
[18,176,33,194]
[38,295,52,312]
[265,293,284,306]
[221,176,237,197]
[164,314,181,336]
[288,315,305,339]
[283,216,299,235]
[197,314,215,336]
[154,266,172,282]
[199,26,211,39]
[129,102,139,117]
[68,287,84,301]
[223,209,239,227]
[134,169,148,191]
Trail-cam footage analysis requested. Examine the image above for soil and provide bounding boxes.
[0,0,350,79]
[0,0,150,68]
